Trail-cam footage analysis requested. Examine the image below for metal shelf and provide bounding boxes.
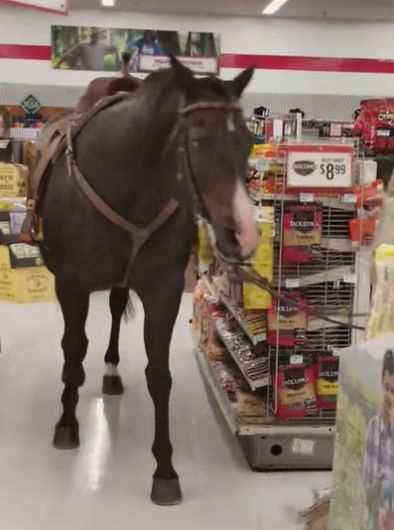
[213,319,269,391]
[194,346,239,434]
[251,192,357,211]
[195,346,335,437]
[211,279,266,345]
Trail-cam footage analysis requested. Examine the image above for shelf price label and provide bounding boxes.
[287,145,354,189]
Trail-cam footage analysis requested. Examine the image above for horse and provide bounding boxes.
[38,56,259,505]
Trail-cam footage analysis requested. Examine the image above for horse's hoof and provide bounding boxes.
[151,478,182,506]
[102,375,124,395]
[53,424,79,449]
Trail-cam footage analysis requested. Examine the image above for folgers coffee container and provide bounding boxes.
[282,202,322,262]
[314,354,339,410]
[273,354,318,418]
[267,291,307,346]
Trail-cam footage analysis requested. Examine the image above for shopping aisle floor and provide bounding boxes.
[0,293,329,530]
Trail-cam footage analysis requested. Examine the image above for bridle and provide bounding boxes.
[177,100,243,220]
[177,100,368,332]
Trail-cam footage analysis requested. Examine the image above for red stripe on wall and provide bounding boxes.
[0,44,51,60]
[0,44,393,74]
[220,54,394,74]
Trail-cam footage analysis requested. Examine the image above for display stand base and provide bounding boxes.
[195,347,334,471]
[239,434,333,471]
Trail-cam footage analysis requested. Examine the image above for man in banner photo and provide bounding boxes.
[364,349,394,530]
[54,27,120,71]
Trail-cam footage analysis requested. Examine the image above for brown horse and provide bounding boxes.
[38,57,258,505]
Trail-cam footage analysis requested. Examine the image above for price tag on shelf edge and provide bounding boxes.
[285,278,300,288]
[287,145,354,189]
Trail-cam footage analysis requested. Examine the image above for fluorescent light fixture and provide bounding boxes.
[101,0,115,6]
[262,0,290,15]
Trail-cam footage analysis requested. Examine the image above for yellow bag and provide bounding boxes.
[243,209,274,310]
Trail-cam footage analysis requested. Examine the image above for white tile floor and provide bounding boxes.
[0,292,329,530]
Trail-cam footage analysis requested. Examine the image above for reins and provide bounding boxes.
[175,97,369,332]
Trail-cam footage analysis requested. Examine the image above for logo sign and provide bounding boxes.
[0,1,67,15]
[139,54,219,75]
[20,94,41,115]
[293,160,316,176]
[287,145,354,189]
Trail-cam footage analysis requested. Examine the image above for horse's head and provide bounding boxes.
[171,57,259,261]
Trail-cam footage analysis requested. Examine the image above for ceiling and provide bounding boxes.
[69,0,394,22]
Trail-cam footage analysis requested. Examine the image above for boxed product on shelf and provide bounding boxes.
[272,353,318,419]
[0,162,28,197]
[314,353,339,410]
[282,201,323,262]
[0,244,55,303]
[0,199,27,244]
[267,291,307,346]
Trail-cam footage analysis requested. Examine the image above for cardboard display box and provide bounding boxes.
[0,245,55,303]
[0,162,28,198]
[0,210,26,244]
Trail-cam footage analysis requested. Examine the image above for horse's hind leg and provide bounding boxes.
[138,272,184,506]
[102,286,128,395]
[53,278,89,449]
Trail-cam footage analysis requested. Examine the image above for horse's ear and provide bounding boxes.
[169,55,194,93]
[230,65,255,98]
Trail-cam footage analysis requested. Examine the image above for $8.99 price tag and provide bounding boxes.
[287,145,354,189]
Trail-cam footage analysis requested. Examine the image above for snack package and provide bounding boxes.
[314,354,339,410]
[272,354,318,418]
[353,98,394,153]
[349,210,379,247]
[243,213,274,310]
[282,202,323,262]
[267,291,307,346]
[197,219,215,275]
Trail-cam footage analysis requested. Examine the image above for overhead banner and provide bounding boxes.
[51,25,220,74]
[0,0,67,15]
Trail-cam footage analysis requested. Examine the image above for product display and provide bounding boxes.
[354,98,394,153]
[0,151,54,303]
[193,139,372,470]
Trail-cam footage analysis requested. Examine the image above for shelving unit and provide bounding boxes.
[194,346,335,469]
[193,139,373,470]
[213,318,269,390]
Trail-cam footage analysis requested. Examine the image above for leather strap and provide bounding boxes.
[65,126,179,256]
[179,101,242,115]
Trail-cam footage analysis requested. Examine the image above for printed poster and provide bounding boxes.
[328,333,394,530]
[51,25,220,74]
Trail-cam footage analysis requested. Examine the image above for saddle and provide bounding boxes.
[20,55,141,244]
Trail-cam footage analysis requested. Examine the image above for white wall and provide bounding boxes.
[0,4,394,96]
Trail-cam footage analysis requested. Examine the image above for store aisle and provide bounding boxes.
[0,293,329,530]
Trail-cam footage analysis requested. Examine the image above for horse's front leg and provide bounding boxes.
[53,278,90,449]
[137,270,184,506]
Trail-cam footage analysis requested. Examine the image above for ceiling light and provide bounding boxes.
[262,0,290,15]
[101,0,115,6]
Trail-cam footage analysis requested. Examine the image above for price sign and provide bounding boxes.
[287,145,354,189]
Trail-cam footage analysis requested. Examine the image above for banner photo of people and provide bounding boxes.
[51,26,221,75]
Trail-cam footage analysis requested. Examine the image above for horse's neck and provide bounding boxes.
[103,87,185,221]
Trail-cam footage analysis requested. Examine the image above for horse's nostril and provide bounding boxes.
[216,225,241,260]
